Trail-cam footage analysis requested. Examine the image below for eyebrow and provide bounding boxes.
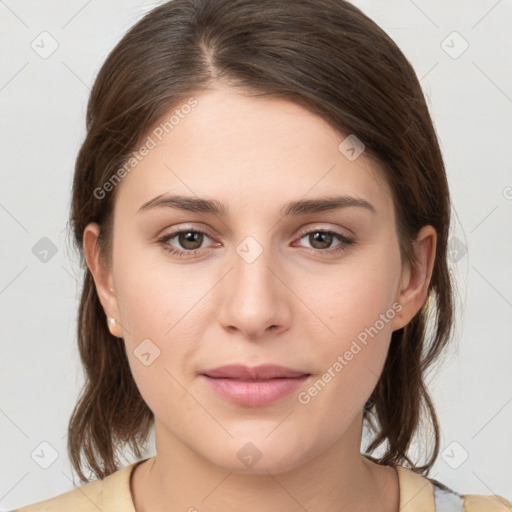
[138,193,376,217]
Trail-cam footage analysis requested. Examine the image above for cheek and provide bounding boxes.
[111,249,212,411]
[299,242,402,346]
[295,288,397,440]
[117,281,203,421]
[113,239,199,341]
[292,243,401,408]
[115,268,200,376]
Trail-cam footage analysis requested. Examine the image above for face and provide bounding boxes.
[85,86,434,474]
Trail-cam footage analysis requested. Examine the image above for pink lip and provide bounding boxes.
[200,364,310,407]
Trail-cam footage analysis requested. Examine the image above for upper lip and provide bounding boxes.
[201,364,309,380]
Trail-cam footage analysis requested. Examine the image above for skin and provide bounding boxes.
[84,86,436,512]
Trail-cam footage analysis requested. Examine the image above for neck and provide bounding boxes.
[131,417,399,512]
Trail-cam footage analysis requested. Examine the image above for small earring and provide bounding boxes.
[108,317,116,326]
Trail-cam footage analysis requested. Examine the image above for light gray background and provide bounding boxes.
[1,0,511,508]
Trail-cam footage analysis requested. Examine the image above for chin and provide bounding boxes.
[204,437,312,476]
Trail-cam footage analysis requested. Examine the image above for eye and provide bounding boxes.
[157,229,216,257]
[294,229,355,254]
[157,227,355,258]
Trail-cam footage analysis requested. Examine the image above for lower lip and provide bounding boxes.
[201,375,310,407]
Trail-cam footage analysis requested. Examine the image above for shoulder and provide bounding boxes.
[462,494,512,512]
[8,459,146,512]
[8,477,107,512]
[396,465,512,512]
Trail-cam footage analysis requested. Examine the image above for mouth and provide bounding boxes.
[200,364,311,407]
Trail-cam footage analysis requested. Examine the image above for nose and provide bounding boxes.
[216,240,292,340]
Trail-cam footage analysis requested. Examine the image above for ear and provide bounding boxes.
[390,225,437,332]
[83,222,123,338]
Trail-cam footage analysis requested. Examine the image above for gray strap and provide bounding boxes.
[433,484,466,511]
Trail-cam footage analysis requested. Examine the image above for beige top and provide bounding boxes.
[11,456,512,512]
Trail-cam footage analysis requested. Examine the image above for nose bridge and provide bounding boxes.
[233,233,278,307]
[217,233,288,336]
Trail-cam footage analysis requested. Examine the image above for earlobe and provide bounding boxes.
[391,225,437,332]
[82,223,123,337]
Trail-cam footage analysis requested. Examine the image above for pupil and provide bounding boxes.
[312,232,331,249]
[181,232,201,249]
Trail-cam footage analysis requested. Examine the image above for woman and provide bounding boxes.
[13,0,511,510]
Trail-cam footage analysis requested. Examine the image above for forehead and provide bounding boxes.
[114,87,393,222]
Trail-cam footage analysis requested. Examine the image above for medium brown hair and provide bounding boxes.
[68,0,454,482]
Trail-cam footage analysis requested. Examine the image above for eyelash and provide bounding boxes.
[157,227,355,258]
